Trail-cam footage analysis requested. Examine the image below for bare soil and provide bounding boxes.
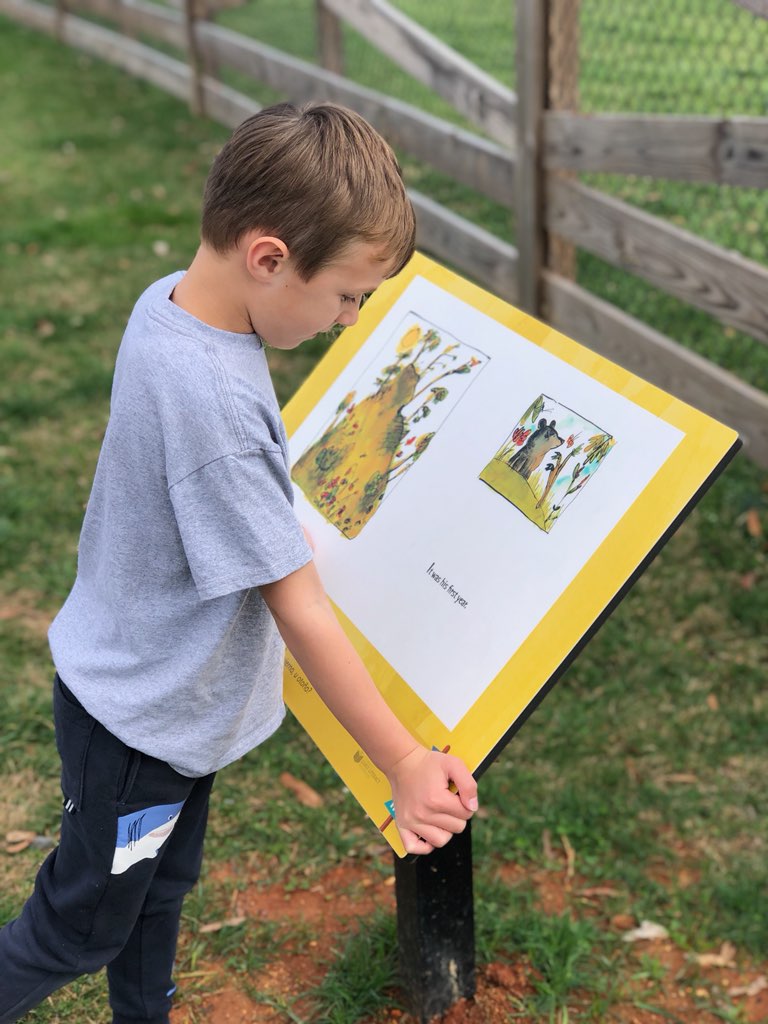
[170,855,768,1024]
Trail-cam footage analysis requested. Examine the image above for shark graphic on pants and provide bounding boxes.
[111,800,186,875]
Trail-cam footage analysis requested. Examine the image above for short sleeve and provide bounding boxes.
[169,448,312,600]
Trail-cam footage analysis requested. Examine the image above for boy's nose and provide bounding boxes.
[337,306,360,328]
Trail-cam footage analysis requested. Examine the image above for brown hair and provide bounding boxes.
[201,102,415,280]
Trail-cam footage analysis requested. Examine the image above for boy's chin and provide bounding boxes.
[265,327,333,349]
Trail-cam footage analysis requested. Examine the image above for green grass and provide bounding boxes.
[1,5,767,1023]
[308,911,402,1023]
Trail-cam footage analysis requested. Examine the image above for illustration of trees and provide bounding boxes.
[292,323,484,538]
[541,431,615,527]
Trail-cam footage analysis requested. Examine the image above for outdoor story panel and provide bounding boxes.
[281,252,740,857]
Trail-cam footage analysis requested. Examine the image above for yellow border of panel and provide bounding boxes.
[282,253,739,857]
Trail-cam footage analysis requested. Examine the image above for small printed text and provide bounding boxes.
[285,659,312,694]
[426,562,469,608]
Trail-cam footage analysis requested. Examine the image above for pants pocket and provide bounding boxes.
[53,674,96,813]
[116,748,142,805]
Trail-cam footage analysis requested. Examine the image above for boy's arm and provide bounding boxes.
[260,560,478,855]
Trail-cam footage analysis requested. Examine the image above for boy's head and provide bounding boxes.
[201,102,415,281]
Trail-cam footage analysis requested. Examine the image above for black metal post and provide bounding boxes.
[393,822,475,1022]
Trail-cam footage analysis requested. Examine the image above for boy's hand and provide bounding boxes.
[386,747,478,855]
[261,562,477,856]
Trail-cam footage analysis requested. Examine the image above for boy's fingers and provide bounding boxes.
[446,757,478,812]
[402,811,469,837]
[399,824,454,855]
[427,813,469,834]
[398,827,432,855]
[462,791,479,813]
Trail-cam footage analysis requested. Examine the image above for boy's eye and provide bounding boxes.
[341,292,372,306]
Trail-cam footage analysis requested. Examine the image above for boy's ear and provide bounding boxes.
[244,235,290,281]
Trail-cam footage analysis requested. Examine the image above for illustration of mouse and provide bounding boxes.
[507,419,564,480]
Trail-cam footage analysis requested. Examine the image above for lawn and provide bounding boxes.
[1,4,767,1022]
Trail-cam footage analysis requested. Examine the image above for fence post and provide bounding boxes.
[54,0,67,42]
[514,0,549,316]
[394,823,475,1022]
[316,0,344,75]
[115,0,137,40]
[547,0,580,282]
[183,0,206,117]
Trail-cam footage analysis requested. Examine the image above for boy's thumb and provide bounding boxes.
[449,758,478,812]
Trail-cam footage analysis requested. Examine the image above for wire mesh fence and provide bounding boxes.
[547,0,768,391]
[577,0,768,117]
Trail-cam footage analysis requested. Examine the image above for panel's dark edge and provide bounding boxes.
[473,436,743,782]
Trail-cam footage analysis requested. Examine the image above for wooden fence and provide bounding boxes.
[3,0,767,464]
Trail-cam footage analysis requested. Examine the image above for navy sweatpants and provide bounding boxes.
[0,676,215,1024]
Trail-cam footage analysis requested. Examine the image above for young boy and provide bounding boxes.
[0,102,478,1023]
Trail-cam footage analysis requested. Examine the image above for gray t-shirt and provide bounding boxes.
[48,272,312,776]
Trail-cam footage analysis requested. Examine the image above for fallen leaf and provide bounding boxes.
[579,886,619,898]
[5,830,56,854]
[561,833,576,878]
[677,867,698,888]
[6,840,32,854]
[6,830,37,843]
[199,916,246,934]
[745,508,763,538]
[706,693,719,711]
[657,773,698,785]
[611,913,636,930]
[622,920,669,943]
[739,571,758,590]
[542,828,555,860]
[36,319,55,338]
[693,941,737,968]
[729,975,767,998]
[279,772,324,808]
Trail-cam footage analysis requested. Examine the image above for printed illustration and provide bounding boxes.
[480,394,615,532]
[292,314,488,538]
[111,800,186,874]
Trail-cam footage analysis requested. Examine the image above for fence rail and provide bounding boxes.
[733,0,768,17]
[545,273,768,458]
[545,112,768,187]
[547,178,768,345]
[2,0,767,465]
[317,0,517,146]
[201,21,516,205]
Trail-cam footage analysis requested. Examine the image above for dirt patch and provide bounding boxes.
[0,589,56,642]
[173,861,398,1023]
[237,861,396,925]
[171,858,768,1024]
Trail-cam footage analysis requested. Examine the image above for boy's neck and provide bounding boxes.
[171,245,256,336]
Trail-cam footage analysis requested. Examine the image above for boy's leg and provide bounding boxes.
[106,771,215,1024]
[0,677,210,1024]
